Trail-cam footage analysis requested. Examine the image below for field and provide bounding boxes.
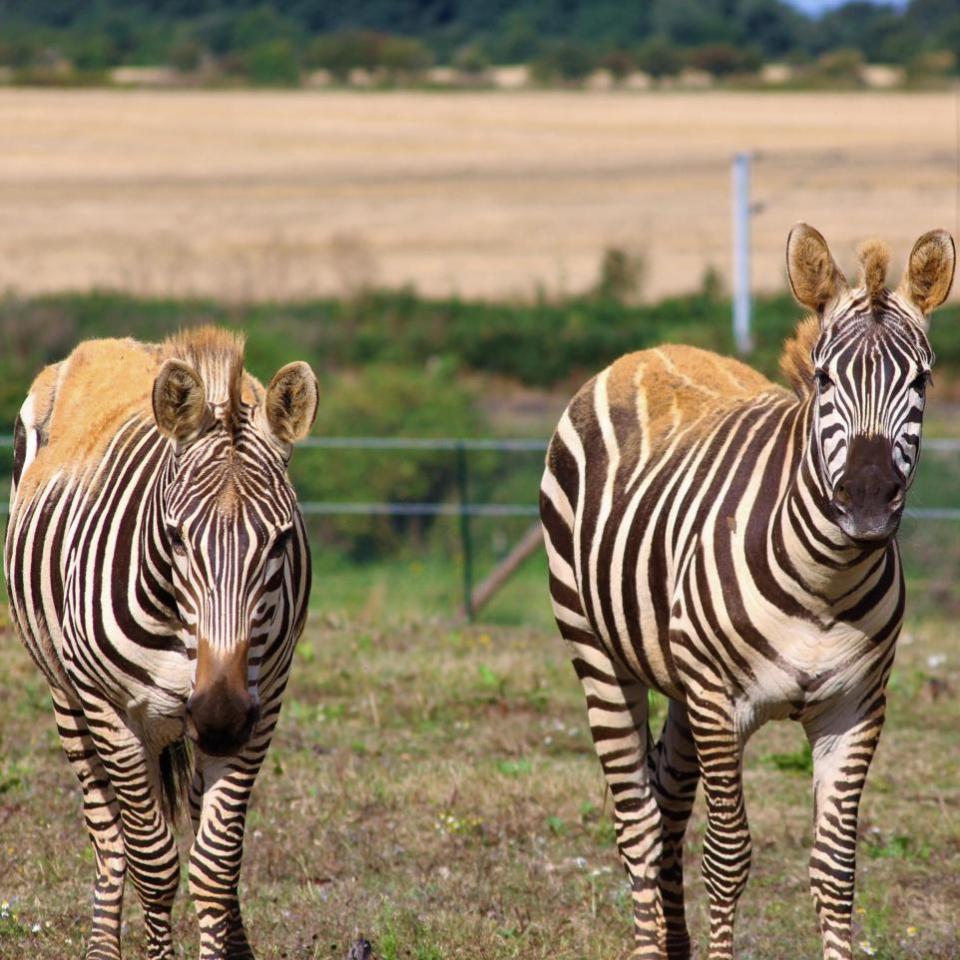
[1,89,958,303]
[1,563,959,960]
[2,84,960,960]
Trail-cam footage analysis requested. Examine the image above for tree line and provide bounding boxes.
[0,0,957,85]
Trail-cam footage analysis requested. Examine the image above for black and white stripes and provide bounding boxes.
[5,328,318,960]
[540,225,954,960]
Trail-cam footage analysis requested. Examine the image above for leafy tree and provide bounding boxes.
[687,43,762,77]
[244,38,300,85]
[635,36,683,78]
[531,40,596,83]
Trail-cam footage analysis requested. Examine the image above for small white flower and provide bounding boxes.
[31,922,41,933]
[858,940,876,956]
[927,654,947,670]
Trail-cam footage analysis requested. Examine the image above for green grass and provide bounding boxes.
[1,596,958,960]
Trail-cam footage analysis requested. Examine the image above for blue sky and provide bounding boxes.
[786,0,905,12]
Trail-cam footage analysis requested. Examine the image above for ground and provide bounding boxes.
[1,89,956,303]
[1,574,958,960]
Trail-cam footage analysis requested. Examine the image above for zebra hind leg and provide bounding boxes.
[570,646,665,958]
[50,686,127,960]
[648,699,699,960]
[79,693,182,960]
[687,693,751,960]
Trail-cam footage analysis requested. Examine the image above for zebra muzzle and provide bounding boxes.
[832,435,905,542]
[185,666,261,757]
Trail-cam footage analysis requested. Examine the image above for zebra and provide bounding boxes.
[4,327,318,960]
[539,225,955,960]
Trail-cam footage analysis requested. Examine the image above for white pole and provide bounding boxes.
[732,151,753,355]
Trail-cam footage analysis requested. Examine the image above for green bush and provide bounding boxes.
[635,36,683,78]
[530,40,596,84]
[243,38,300,86]
[292,361,485,559]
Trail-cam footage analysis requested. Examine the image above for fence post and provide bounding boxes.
[456,441,475,622]
[732,151,754,356]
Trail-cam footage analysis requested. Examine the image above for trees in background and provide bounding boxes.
[0,0,957,84]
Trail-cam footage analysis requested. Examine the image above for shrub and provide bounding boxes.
[530,41,596,84]
[814,48,864,84]
[243,38,300,87]
[686,43,762,78]
[292,361,486,559]
[634,37,683,79]
[593,248,647,303]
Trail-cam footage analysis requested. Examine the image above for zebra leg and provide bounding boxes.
[80,695,181,960]
[804,707,885,960]
[574,652,665,958]
[688,699,750,960]
[50,686,127,960]
[189,755,261,959]
[649,700,699,960]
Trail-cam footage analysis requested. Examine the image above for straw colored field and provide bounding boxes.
[0,89,956,302]
[1,605,958,959]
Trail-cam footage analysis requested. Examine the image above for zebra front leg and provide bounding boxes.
[649,700,699,960]
[804,704,885,960]
[573,651,665,958]
[50,686,127,960]
[79,695,182,960]
[190,751,265,959]
[688,695,750,960]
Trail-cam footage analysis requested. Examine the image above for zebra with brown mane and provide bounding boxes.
[540,225,954,959]
[5,327,318,959]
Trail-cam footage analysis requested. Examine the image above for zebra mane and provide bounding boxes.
[857,239,891,309]
[162,327,247,430]
[779,315,819,398]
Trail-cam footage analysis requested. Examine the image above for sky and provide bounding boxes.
[786,0,906,12]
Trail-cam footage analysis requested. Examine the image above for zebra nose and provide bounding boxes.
[833,470,903,515]
[185,685,260,757]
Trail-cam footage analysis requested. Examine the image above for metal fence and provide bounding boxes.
[1,435,958,620]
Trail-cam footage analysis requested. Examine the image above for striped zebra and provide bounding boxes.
[539,225,955,960]
[4,328,317,960]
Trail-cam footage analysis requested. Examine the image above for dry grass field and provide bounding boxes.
[1,88,957,302]
[1,600,958,960]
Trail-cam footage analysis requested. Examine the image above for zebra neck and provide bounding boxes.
[136,442,180,619]
[778,399,894,602]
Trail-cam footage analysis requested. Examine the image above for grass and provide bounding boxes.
[1,590,958,960]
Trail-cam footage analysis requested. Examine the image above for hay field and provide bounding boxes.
[0,88,957,302]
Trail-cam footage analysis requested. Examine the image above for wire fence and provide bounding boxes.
[1,435,958,620]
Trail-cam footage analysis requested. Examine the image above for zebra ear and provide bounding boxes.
[786,223,848,316]
[265,362,318,445]
[900,229,955,315]
[153,359,210,442]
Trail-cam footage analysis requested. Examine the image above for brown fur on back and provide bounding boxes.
[602,344,784,451]
[16,327,263,503]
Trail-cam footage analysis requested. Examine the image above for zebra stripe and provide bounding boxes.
[540,227,951,960]
[5,329,316,960]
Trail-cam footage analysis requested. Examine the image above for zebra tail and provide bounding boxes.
[159,738,193,824]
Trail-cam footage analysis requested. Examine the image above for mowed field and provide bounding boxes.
[1,587,958,960]
[0,88,957,302]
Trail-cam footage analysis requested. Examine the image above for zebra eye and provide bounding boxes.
[268,527,292,559]
[814,369,834,390]
[912,372,931,394]
[167,526,186,556]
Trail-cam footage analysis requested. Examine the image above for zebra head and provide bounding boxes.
[786,223,955,543]
[152,346,318,756]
